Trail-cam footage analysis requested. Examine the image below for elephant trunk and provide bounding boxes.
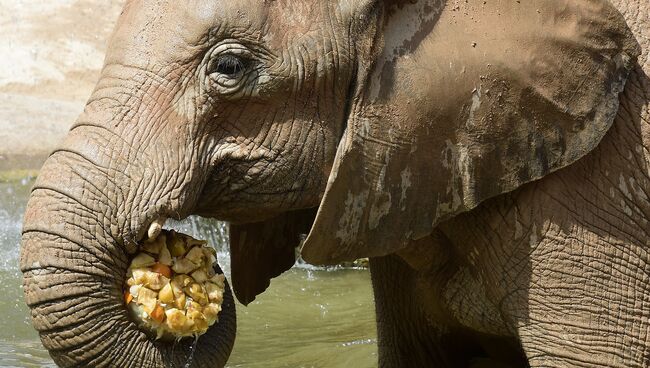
[20,121,236,367]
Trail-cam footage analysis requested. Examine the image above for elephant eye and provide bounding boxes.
[204,42,257,97]
[210,55,246,78]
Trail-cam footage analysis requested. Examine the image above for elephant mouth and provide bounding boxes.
[124,222,227,342]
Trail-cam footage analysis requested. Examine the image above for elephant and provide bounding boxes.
[19,0,649,366]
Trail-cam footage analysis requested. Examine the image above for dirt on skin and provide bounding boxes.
[0,0,125,170]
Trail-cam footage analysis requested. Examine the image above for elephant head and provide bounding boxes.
[20,0,638,366]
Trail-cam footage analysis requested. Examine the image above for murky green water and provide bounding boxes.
[0,177,377,367]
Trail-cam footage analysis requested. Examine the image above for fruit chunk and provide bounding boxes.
[158,245,172,266]
[204,303,222,322]
[210,274,226,289]
[152,263,172,278]
[137,287,158,315]
[172,258,199,274]
[191,269,209,283]
[131,253,156,268]
[167,234,187,257]
[158,283,174,304]
[150,304,166,323]
[165,308,187,332]
[185,246,205,265]
[205,282,224,304]
[185,283,208,305]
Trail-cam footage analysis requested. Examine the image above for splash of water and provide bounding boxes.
[183,335,200,368]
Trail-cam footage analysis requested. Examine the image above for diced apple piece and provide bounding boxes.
[129,285,142,298]
[131,253,156,268]
[137,287,158,315]
[205,283,224,304]
[172,258,199,274]
[165,308,187,332]
[191,269,209,283]
[203,247,217,265]
[186,283,208,305]
[172,274,192,288]
[185,246,205,265]
[186,309,208,333]
[158,245,172,266]
[209,274,226,289]
[186,300,202,313]
[170,278,188,309]
[203,303,222,322]
[176,292,187,310]
[144,271,169,290]
[167,234,187,257]
[130,268,149,285]
[158,283,174,304]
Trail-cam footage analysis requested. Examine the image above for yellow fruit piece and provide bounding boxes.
[191,269,209,283]
[144,271,169,291]
[165,308,187,332]
[172,258,199,274]
[187,309,208,333]
[158,245,172,266]
[172,275,192,288]
[205,282,224,304]
[159,283,174,304]
[129,285,142,298]
[203,303,222,323]
[209,274,226,289]
[203,248,217,265]
[131,253,156,268]
[137,287,158,315]
[130,268,148,285]
[167,234,187,257]
[185,246,205,265]
[185,283,208,305]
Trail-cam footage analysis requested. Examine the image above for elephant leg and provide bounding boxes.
[370,252,524,367]
[370,254,457,367]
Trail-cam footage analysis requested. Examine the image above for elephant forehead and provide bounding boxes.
[107,0,268,67]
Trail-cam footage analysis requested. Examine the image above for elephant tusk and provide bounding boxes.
[147,218,166,241]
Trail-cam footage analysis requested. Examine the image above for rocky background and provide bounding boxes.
[0,0,125,171]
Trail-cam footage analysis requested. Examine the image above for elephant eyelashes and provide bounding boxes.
[210,55,246,78]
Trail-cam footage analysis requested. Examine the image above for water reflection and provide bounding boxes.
[0,177,377,367]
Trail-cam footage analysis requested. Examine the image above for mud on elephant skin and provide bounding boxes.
[19,0,647,367]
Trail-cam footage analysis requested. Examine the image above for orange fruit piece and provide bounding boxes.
[151,263,173,279]
[124,291,133,305]
[150,304,166,323]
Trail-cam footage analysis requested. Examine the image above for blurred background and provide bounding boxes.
[0,1,377,366]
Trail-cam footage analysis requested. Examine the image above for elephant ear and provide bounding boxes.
[301,0,640,264]
[230,209,316,305]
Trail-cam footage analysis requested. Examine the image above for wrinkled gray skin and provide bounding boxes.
[19,0,649,367]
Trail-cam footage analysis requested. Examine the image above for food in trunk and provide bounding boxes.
[124,229,225,339]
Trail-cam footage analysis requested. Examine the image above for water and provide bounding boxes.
[183,336,199,368]
[0,176,377,367]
